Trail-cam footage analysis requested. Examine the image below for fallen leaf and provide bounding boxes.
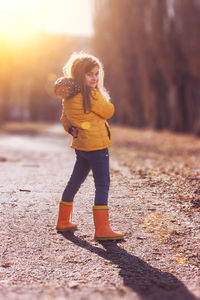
[1,262,12,268]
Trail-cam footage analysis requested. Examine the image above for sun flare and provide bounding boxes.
[0,0,93,44]
[0,0,42,42]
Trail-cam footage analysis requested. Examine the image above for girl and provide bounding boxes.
[54,52,124,240]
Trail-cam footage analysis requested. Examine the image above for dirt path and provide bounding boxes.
[0,125,199,300]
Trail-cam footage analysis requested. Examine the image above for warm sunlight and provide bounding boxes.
[43,0,94,36]
[0,0,42,42]
[0,0,93,43]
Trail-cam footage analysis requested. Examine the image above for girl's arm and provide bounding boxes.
[91,94,114,120]
[60,109,71,133]
[60,110,78,138]
[60,101,78,137]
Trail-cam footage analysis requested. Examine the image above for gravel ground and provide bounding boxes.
[0,124,199,300]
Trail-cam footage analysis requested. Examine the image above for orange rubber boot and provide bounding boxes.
[93,206,124,240]
[56,201,77,232]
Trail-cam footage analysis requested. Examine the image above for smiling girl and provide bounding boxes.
[54,52,124,240]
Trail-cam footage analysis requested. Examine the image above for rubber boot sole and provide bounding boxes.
[56,225,77,232]
[94,235,124,241]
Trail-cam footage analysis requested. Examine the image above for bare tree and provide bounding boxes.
[93,0,200,134]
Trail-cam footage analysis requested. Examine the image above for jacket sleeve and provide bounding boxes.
[91,94,114,120]
[60,101,72,133]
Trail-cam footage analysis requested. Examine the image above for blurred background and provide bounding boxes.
[0,0,200,134]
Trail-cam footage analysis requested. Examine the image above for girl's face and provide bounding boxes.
[85,65,99,88]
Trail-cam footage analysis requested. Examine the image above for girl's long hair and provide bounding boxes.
[63,52,110,113]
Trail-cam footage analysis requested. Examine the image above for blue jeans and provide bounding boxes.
[62,148,110,206]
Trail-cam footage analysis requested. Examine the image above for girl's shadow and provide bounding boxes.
[61,232,197,300]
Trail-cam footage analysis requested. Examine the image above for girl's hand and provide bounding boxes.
[69,126,78,138]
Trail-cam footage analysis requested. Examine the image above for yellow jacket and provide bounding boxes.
[60,89,114,151]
